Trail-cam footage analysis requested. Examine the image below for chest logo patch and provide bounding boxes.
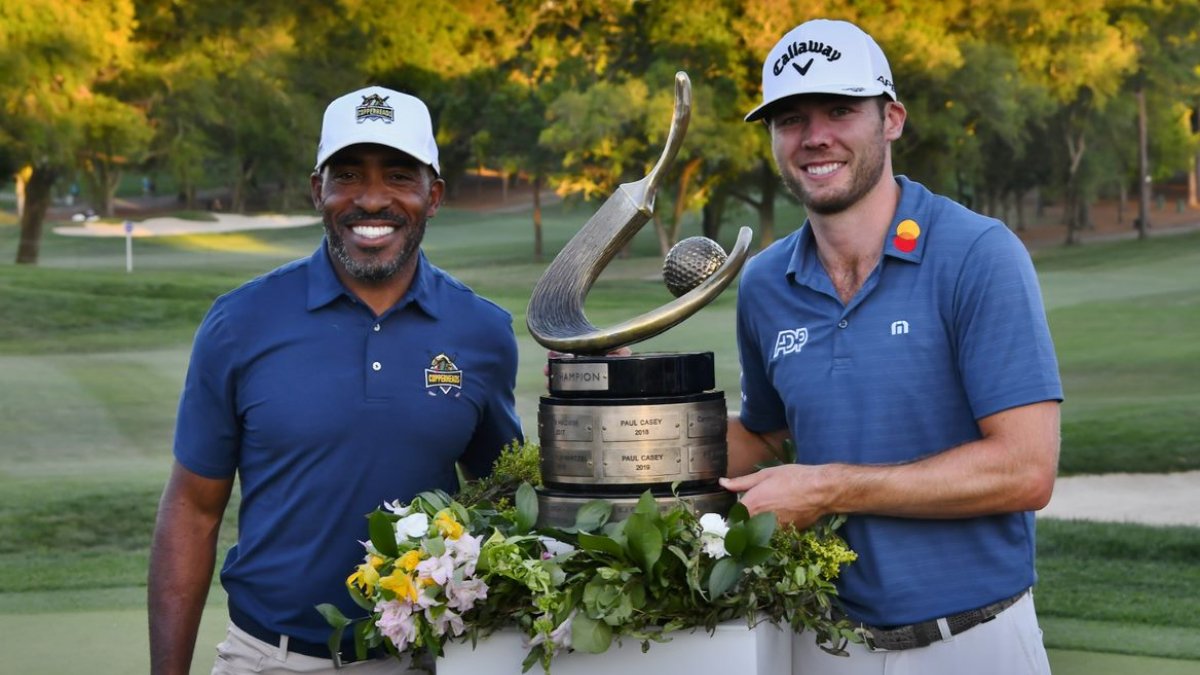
[773,327,809,359]
[893,219,921,253]
[424,353,463,396]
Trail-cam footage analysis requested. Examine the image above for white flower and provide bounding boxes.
[538,536,575,559]
[699,512,730,559]
[425,606,465,637]
[394,513,429,541]
[446,532,482,575]
[382,499,411,516]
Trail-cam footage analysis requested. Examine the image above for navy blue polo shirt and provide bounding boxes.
[737,177,1061,626]
[173,243,522,646]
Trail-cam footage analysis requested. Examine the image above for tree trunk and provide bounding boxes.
[701,189,726,240]
[666,157,703,247]
[1063,128,1087,245]
[1117,180,1127,225]
[532,172,544,262]
[757,161,777,248]
[1189,150,1199,209]
[16,165,58,264]
[1136,86,1151,239]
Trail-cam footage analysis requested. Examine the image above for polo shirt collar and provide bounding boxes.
[306,241,440,318]
[786,175,930,282]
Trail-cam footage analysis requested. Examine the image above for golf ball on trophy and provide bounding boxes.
[663,236,728,297]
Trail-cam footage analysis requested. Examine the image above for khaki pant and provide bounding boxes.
[212,622,422,674]
[793,592,1052,675]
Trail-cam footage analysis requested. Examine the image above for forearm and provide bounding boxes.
[725,415,790,477]
[825,401,1060,518]
[148,465,232,675]
[724,401,1060,527]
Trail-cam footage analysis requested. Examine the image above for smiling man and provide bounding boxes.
[149,87,522,675]
[720,19,1062,675]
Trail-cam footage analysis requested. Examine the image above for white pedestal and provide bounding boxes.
[439,621,791,675]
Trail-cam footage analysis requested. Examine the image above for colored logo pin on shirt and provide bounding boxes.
[893,219,920,253]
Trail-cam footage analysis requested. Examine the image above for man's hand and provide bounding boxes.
[719,464,830,529]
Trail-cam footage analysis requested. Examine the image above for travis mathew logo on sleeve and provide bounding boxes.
[773,41,842,77]
[356,94,395,123]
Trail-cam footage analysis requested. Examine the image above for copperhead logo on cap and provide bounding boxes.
[356,94,394,124]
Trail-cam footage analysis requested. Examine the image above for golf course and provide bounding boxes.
[1,200,1197,674]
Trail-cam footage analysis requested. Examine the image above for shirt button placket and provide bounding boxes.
[366,320,387,399]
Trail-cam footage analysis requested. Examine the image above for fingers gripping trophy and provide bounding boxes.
[526,72,754,526]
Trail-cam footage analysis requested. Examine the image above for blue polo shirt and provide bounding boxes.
[736,177,1061,626]
[174,243,522,646]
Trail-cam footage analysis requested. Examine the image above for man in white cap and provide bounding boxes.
[720,19,1060,674]
[149,87,523,674]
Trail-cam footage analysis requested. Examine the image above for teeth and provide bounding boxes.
[806,163,842,176]
[352,225,394,239]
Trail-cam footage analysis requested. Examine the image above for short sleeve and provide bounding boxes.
[953,227,1063,419]
[458,317,524,478]
[173,302,242,478]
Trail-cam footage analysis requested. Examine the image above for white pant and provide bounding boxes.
[794,592,1052,675]
[211,621,418,674]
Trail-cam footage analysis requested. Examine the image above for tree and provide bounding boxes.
[0,0,139,264]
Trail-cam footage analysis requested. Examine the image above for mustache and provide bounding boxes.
[337,210,409,227]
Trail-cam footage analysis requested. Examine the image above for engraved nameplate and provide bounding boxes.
[600,412,681,442]
[687,408,726,438]
[603,444,682,478]
[540,411,594,442]
[551,362,610,391]
[542,449,594,477]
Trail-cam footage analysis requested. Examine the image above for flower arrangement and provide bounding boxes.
[318,442,859,673]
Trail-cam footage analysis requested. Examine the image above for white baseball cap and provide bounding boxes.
[314,86,441,175]
[745,19,897,122]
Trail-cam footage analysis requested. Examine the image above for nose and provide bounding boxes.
[801,118,833,149]
[354,174,390,213]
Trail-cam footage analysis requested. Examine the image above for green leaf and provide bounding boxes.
[727,502,749,524]
[571,613,613,653]
[741,544,774,567]
[724,525,748,558]
[515,482,538,532]
[315,603,349,629]
[707,557,743,599]
[578,531,625,558]
[424,535,446,557]
[573,499,612,532]
[354,618,371,661]
[368,511,399,558]
[624,513,663,575]
[746,512,777,547]
[347,583,375,612]
[634,490,659,517]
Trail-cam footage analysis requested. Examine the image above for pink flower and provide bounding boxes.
[416,552,455,586]
[446,532,482,575]
[425,607,466,637]
[375,600,418,651]
[446,578,489,612]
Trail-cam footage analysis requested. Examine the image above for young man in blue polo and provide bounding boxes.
[149,87,523,674]
[720,19,1061,674]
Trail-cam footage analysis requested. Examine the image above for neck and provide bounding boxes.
[808,172,900,266]
[335,260,419,317]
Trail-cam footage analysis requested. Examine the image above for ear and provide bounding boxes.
[884,101,906,142]
[425,176,446,218]
[310,170,324,210]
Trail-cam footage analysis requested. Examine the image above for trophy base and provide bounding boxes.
[547,352,715,398]
[536,485,736,529]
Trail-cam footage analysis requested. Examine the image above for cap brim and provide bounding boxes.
[314,134,439,175]
[744,84,896,122]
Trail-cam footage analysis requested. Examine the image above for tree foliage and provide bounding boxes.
[4,0,1200,263]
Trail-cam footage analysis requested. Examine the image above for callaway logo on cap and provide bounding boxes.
[745,19,897,122]
[314,86,441,174]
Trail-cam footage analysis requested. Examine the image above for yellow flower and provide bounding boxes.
[379,571,420,603]
[435,509,464,540]
[397,549,423,572]
[346,557,383,594]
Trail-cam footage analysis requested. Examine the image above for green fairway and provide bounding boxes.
[1,209,1198,673]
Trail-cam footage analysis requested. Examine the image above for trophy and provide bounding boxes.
[526,72,753,527]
